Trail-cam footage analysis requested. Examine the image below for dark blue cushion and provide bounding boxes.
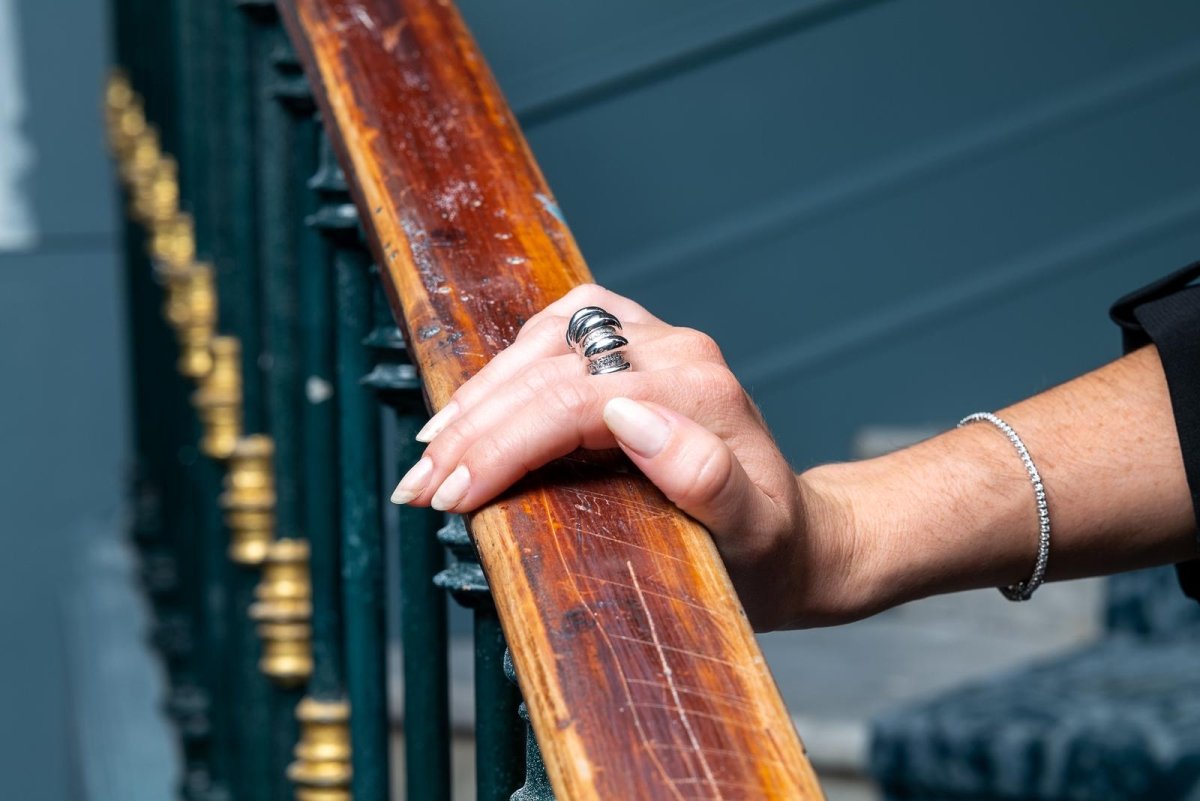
[870,636,1200,801]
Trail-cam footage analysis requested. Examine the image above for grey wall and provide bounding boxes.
[0,0,121,798]
[3,0,1200,796]
[462,0,1200,468]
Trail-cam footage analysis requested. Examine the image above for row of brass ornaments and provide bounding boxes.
[107,71,323,790]
[104,72,236,419]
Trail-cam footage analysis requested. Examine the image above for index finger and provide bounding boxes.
[416,284,665,441]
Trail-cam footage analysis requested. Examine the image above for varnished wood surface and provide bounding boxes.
[278,1,824,797]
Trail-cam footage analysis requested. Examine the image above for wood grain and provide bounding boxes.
[277,1,825,797]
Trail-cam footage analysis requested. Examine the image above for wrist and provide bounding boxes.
[790,463,888,626]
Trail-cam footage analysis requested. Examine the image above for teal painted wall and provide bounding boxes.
[0,0,119,798]
[2,2,1199,794]
[461,0,1200,467]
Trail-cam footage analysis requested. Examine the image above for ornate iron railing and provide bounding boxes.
[106,0,824,799]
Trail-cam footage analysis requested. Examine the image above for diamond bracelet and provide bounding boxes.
[957,412,1050,601]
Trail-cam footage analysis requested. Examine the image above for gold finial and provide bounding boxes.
[105,70,133,116]
[150,212,196,275]
[109,94,146,161]
[152,214,197,333]
[120,127,162,190]
[192,335,241,454]
[287,697,353,801]
[220,435,275,565]
[133,156,179,232]
[104,70,135,149]
[249,539,313,686]
[176,263,218,379]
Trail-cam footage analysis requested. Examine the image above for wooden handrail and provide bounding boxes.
[279,1,824,797]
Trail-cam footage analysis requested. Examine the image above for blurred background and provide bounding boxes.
[4,1,1200,800]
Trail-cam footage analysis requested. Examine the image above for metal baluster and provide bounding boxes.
[506,652,555,801]
[288,85,357,801]
[239,5,309,798]
[310,130,391,801]
[209,0,273,797]
[109,1,215,796]
[435,517,525,801]
[172,0,242,794]
[365,313,452,801]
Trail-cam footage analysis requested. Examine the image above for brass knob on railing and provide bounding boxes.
[249,538,312,686]
[287,697,352,801]
[132,155,179,231]
[104,71,136,153]
[176,263,218,379]
[150,212,196,276]
[192,336,241,456]
[120,127,161,191]
[108,93,146,162]
[220,435,275,566]
[151,213,197,331]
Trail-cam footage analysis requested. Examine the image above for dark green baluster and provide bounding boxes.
[211,2,272,799]
[290,89,357,798]
[280,62,339,697]
[144,0,223,796]
[310,131,391,801]
[435,517,525,801]
[506,652,555,801]
[112,1,218,798]
[365,317,452,801]
[240,5,306,798]
[172,0,238,795]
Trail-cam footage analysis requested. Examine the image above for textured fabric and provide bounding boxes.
[870,637,1200,801]
[1110,262,1200,601]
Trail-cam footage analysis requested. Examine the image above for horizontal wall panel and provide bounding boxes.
[459,0,1200,466]
[458,0,844,117]
[756,226,1200,467]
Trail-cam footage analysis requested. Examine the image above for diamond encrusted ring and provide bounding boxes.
[566,306,631,375]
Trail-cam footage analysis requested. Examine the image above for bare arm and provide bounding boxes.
[392,285,1197,631]
[802,344,1196,627]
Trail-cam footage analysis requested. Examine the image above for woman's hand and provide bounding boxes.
[390,284,865,630]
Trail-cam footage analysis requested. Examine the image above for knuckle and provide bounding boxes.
[517,361,560,398]
[545,379,598,422]
[681,360,738,396]
[710,365,749,407]
[517,312,555,341]
[563,282,621,311]
[427,415,477,458]
[464,435,510,476]
[687,444,735,504]
[530,313,567,343]
[676,327,724,362]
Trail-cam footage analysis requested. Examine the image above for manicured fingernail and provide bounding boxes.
[431,465,471,511]
[416,402,459,443]
[391,457,433,504]
[603,397,670,458]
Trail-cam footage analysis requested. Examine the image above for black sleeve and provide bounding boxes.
[1110,260,1200,600]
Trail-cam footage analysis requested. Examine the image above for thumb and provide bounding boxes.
[602,397,759,535]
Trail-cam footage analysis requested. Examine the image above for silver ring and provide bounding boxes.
[566,306,631,375]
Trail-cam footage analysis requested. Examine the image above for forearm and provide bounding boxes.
[800,345,1196,623]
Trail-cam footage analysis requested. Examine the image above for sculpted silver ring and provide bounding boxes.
[566,306,631,375]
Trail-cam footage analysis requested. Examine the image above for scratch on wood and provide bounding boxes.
[626,677,757,716]
[543,499,686,800]
[577,525,691,565]
[627,560,724,800]
[573,572,720,620]
[565,487,674,520]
